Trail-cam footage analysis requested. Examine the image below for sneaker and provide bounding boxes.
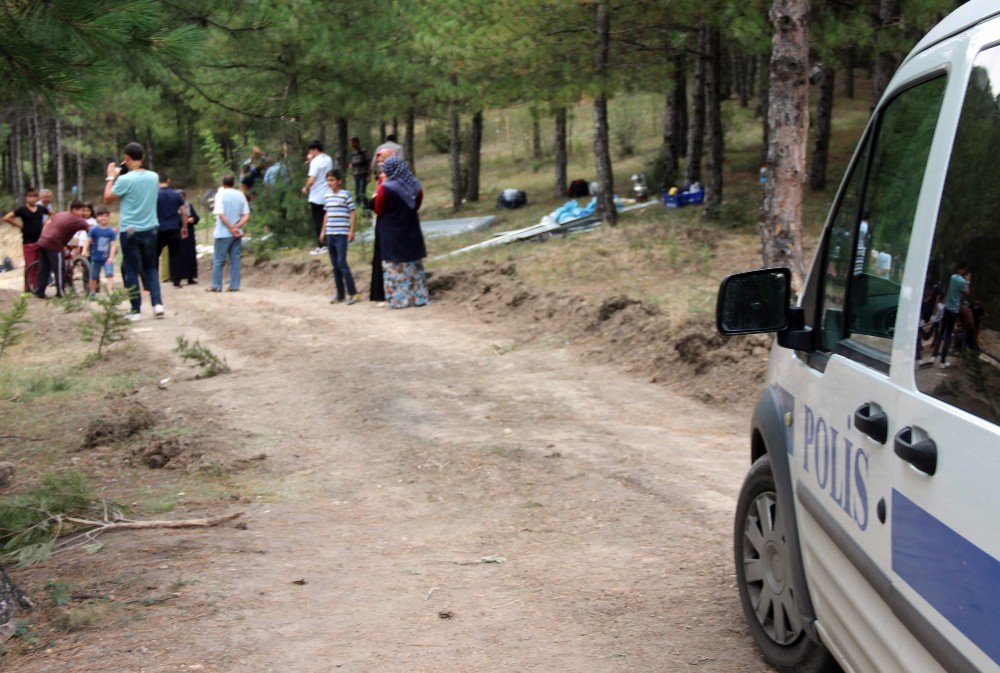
[88,293,97,301]
[206,287,221,293]
[226,288,239,292]
[939,361,951,369]
[330,296,344,304]
[309,247,325,256]
[347,294,360,305]
[153,304,165,318]
[918,357,934,367]
[126,312,141,322]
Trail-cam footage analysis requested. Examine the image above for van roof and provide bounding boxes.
[904,0,1000,65]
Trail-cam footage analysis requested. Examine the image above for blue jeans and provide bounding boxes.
[354,176,368,209]
[326,234,357,299]
[121,228,162,312]
[213,237,242,290]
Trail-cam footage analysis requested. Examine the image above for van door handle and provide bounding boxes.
[894,427,937,476]
[854,403,888,444]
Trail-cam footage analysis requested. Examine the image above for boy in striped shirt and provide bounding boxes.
[320,169,360,304]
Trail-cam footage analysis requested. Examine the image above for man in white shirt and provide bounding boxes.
[302,139,333,255]
[209,174,250,293]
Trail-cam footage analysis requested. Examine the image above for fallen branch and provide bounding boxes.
[63,512,243,531]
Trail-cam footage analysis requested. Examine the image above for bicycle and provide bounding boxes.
[26,247,90,297]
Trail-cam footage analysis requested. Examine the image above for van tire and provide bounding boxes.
[734,454,839,673]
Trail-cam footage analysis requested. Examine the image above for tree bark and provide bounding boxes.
[55,117,65,210]
[30,107,42,189]
[467,110,483,202]
[592,0,616,225]
[676,56,688,157]
[336,116,349,175]
[872,0,900,106]
[660,53,685,189]
[76,126,84,202]
[379,120,387,143]
[11,122,23,198]
[531,107,542,160]
[735,51,750,107]
[405,105,416,174]
[391,116,398,138]
[554,106,568,198]
[844,47,855,99]
[759,0,809,288]
[759,52,770,164]
[684,32,707,186]
[808,65,835,191]
[144,128,155,171]
[703,28,724,221]
[449,82,462,210]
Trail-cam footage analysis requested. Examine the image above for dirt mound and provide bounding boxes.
[81,403,159,449]
[427,261,771,403]
[132,437,185,469]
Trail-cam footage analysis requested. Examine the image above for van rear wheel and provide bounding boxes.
[734,455,839,673]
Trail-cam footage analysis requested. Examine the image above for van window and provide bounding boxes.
[917,48,1000,426]
[818,76,947,357]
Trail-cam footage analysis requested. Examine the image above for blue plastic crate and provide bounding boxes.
[662,190,683,208]
[680,189,704,206]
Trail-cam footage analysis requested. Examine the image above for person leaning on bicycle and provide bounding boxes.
[33,201,90,299]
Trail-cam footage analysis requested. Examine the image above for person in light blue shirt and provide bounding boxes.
[103,142,162,320]
[209,174,251,293]
[931,261,970,368]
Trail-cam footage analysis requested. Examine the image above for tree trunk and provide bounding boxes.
[379,120,387,143]
[11,122,23,198]
[30,108,42,189]
[467,110,483,202]
[703,27,724,221]
[759,53,770,164]
[391,116,398,138]
[531,107,542,159]
[55,117,65,210]
[405,104,416,173]
[735,51,749,107]
[554,106,568,198]
[76,126,84,202]
[336,116,349,175]
[676,56,688,157]
[684,33,707,186]
[759,0,809,287]
[844,47,855,99]
[592,0,616,225]
[660,55,683,189]
[144,128,155,171]
[872,0,900,106]
[808,65,835,190]
[449,87,462,210]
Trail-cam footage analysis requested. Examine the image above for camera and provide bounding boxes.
[118,162,129,176]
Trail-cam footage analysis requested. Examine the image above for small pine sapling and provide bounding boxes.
[78,288,132,358]
[0,295,29,361]
[175,336,230,378]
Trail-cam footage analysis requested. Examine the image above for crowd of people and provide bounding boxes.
[2,133,429,315]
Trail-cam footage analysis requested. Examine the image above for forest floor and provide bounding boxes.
[0,222,778,672]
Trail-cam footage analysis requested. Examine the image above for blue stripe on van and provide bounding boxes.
[892,490,1000,666]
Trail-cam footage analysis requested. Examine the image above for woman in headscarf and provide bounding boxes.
[177,190,200,285]
[372,155,428,308]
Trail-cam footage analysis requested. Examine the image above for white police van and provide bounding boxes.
[716,2,1000,672]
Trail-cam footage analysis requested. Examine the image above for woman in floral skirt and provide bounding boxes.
[372,155,428,308]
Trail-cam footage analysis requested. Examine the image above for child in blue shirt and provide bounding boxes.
[84,208,118,297]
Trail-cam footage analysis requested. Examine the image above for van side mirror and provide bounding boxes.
[717,268,791,334]
[716,268,814,351]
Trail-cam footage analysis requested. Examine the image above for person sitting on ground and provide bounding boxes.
[83,208,117,298]
[33,201,91,298]
[320,169,360,305]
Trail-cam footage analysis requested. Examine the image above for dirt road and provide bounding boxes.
[14,278,772,672]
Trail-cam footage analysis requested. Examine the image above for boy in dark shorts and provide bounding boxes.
[84,208,118,297]
[2,187,50,292]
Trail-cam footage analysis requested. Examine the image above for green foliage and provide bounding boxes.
[245,182,312,249]
[77,288,132,357]
[199,129,231,182]
[0,295,29,361]
[174,336,230,378]
[53,293,85,314]
[0,473,95,566]
[44,581,72,606]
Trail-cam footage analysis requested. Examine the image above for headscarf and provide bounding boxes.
[381,155,421,210]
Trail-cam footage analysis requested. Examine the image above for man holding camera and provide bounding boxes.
[103,142,163,320]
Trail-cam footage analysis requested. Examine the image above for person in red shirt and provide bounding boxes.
[34,201,90,298]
